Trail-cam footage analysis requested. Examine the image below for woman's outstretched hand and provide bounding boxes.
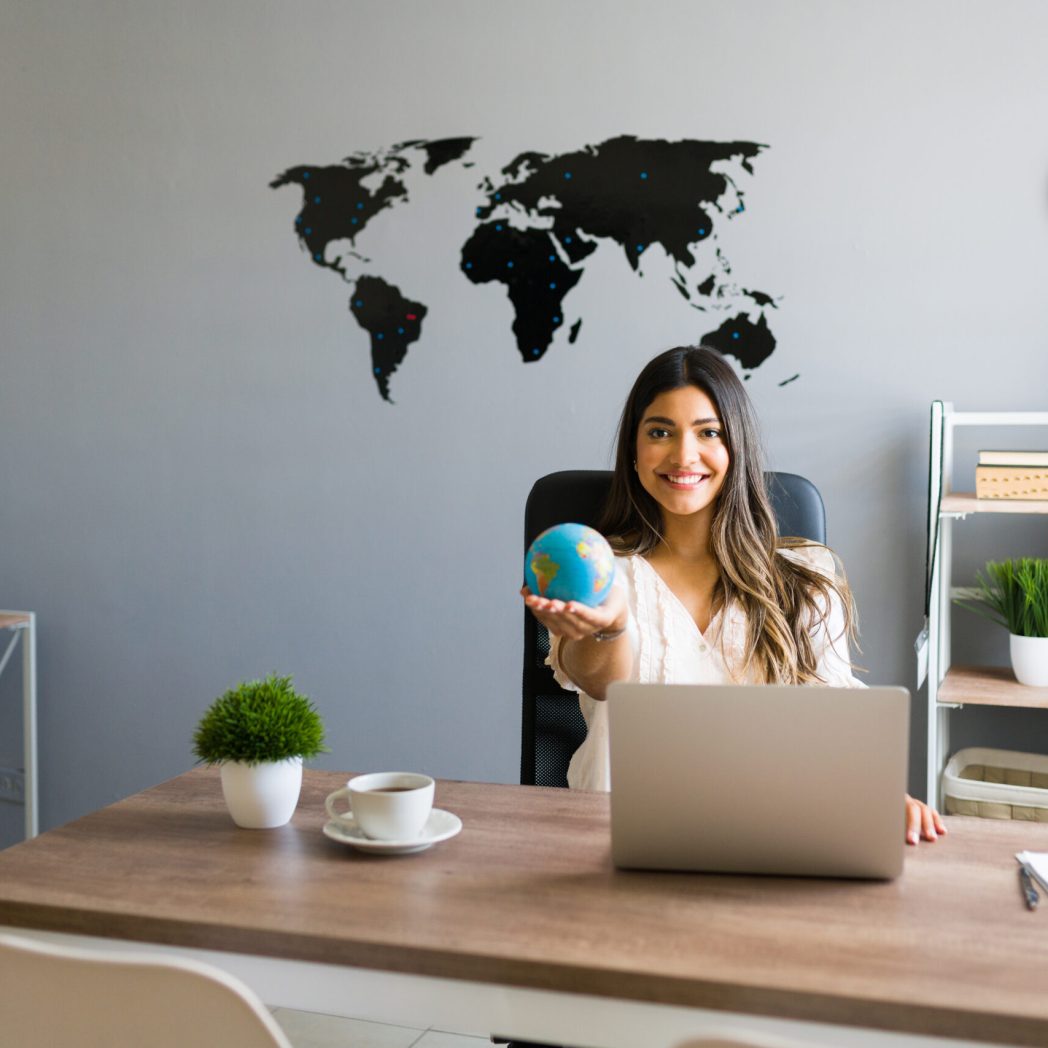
[905,794,946,845]
[521,583,628,642]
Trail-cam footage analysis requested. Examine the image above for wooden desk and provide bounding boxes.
[0,768,1044,1048]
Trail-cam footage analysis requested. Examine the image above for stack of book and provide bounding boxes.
[976,450,1048,500]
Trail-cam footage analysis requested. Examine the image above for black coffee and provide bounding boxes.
[372,786,416,793]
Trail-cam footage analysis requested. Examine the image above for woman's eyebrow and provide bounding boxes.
[642,415,721,426]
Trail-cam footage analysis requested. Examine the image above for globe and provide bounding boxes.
[524,523,616,606]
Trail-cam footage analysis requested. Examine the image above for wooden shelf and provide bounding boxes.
[941,492,1048,515]
[938,665,1048,709]
[0,614,30,630]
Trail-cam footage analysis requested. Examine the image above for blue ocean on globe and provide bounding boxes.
[524,523,616,606]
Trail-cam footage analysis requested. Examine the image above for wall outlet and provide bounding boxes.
[0,767,25,804]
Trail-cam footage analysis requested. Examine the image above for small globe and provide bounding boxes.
[524,523,616,607]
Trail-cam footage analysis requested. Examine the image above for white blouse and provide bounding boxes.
[547,545,865,792]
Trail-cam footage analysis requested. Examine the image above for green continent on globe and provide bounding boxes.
[530,552,560,596]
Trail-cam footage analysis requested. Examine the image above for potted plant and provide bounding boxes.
[193,673,327,828]
[955,558,1048,687]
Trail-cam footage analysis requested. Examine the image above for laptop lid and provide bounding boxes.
[607,683,910,879]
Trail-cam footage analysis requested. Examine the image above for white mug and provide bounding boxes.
[325,772,434,841]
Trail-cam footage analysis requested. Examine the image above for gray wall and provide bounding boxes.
[2,0,1047,845]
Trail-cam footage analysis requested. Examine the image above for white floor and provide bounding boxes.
[270,1007,496,1048]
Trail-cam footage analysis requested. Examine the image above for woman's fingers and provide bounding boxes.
[905,796,920,845]
[904,794,946,844]
[522,590,618,640]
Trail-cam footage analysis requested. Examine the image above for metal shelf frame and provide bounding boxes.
[0,611,37,839]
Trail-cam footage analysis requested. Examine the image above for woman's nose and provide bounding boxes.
[671,433,701,465]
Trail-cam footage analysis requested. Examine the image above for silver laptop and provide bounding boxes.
[607,683,910,879]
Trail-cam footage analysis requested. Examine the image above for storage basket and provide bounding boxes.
[942,748,1048,821]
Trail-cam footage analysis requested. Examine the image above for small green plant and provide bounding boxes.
[954,558,1048,638]
[192,673,327,765]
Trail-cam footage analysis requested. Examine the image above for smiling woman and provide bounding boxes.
[520,345,945,846]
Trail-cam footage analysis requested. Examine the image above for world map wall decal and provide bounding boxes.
[271,136,779,402]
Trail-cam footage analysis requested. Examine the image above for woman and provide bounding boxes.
[522,346,944,845]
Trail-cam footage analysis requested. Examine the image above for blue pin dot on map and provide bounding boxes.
[314,253,322,261]
[640,171,648,180]
[374,367,381,374]
[532,348,541,356]
[351,217,358,225]
[314,196,321,204]
[564,172,572,180]
[376,333,384,341]
[356,203,364,210]
[549,282,557,290]
[303,171,310,179]
[507,260,514,268]
[548,255,556,262]
[636,244,645,253]
[698,228,706,236]
[553,316,560,324]
[476,207,483,216]
[465,262,473,270]
[295,216,302,225]
[398,327,405,335]
[732,331,740,340]
[354,299,363,308]
[495,224,503,232]
[564,236,572,244]
[495,193,501,201]
[737,204,744,213]
[304,227,312,235]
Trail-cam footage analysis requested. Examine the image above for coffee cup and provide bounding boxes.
[325,772,434,841]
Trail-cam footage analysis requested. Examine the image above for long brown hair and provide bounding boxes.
[597,346,856,684]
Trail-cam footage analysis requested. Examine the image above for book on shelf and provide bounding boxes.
[978,449,1048,466]
[975,465,1048,500]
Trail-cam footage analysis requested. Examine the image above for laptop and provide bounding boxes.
[607,682,910,879]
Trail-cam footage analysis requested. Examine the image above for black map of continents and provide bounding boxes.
[272,135,778,402]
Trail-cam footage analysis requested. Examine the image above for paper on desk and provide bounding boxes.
[1016,851,1048,892]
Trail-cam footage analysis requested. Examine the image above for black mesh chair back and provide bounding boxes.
[521,470,826,787]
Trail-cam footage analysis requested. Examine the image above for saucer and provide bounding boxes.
[322,808,462,854]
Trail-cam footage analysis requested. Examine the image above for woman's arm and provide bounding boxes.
[522,584,634,700]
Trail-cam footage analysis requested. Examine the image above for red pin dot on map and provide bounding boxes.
[405,314,417,321]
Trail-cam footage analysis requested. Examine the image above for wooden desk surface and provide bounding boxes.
[0,768,1045,1046]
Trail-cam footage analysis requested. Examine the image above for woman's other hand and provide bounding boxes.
[521,583,628,642]
[905,794,947,845]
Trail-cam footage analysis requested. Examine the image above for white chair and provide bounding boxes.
[675,1031,811,1048]
[0,932,294,1047]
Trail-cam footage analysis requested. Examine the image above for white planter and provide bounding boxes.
[220,757,303,828]
[1010,634,1048,688]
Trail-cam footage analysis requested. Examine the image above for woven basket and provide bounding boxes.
[943,747,1048,820]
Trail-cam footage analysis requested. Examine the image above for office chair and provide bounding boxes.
[521,470,826,787]
[0,932,294,1048]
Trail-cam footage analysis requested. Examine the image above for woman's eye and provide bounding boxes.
[646,427,670,439]
[700,428,723,441]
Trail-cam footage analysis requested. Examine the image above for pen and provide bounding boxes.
[1019,863,1040,911]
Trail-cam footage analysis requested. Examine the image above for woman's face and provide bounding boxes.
[634,384,730,522]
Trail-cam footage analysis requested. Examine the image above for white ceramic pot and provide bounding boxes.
[220,757,303,828]
[1010,634,1048,688]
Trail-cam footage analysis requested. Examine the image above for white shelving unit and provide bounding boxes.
[924,403,1048,806]
[0,611,37,839]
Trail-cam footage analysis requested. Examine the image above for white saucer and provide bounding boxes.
[322,808,462,854]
